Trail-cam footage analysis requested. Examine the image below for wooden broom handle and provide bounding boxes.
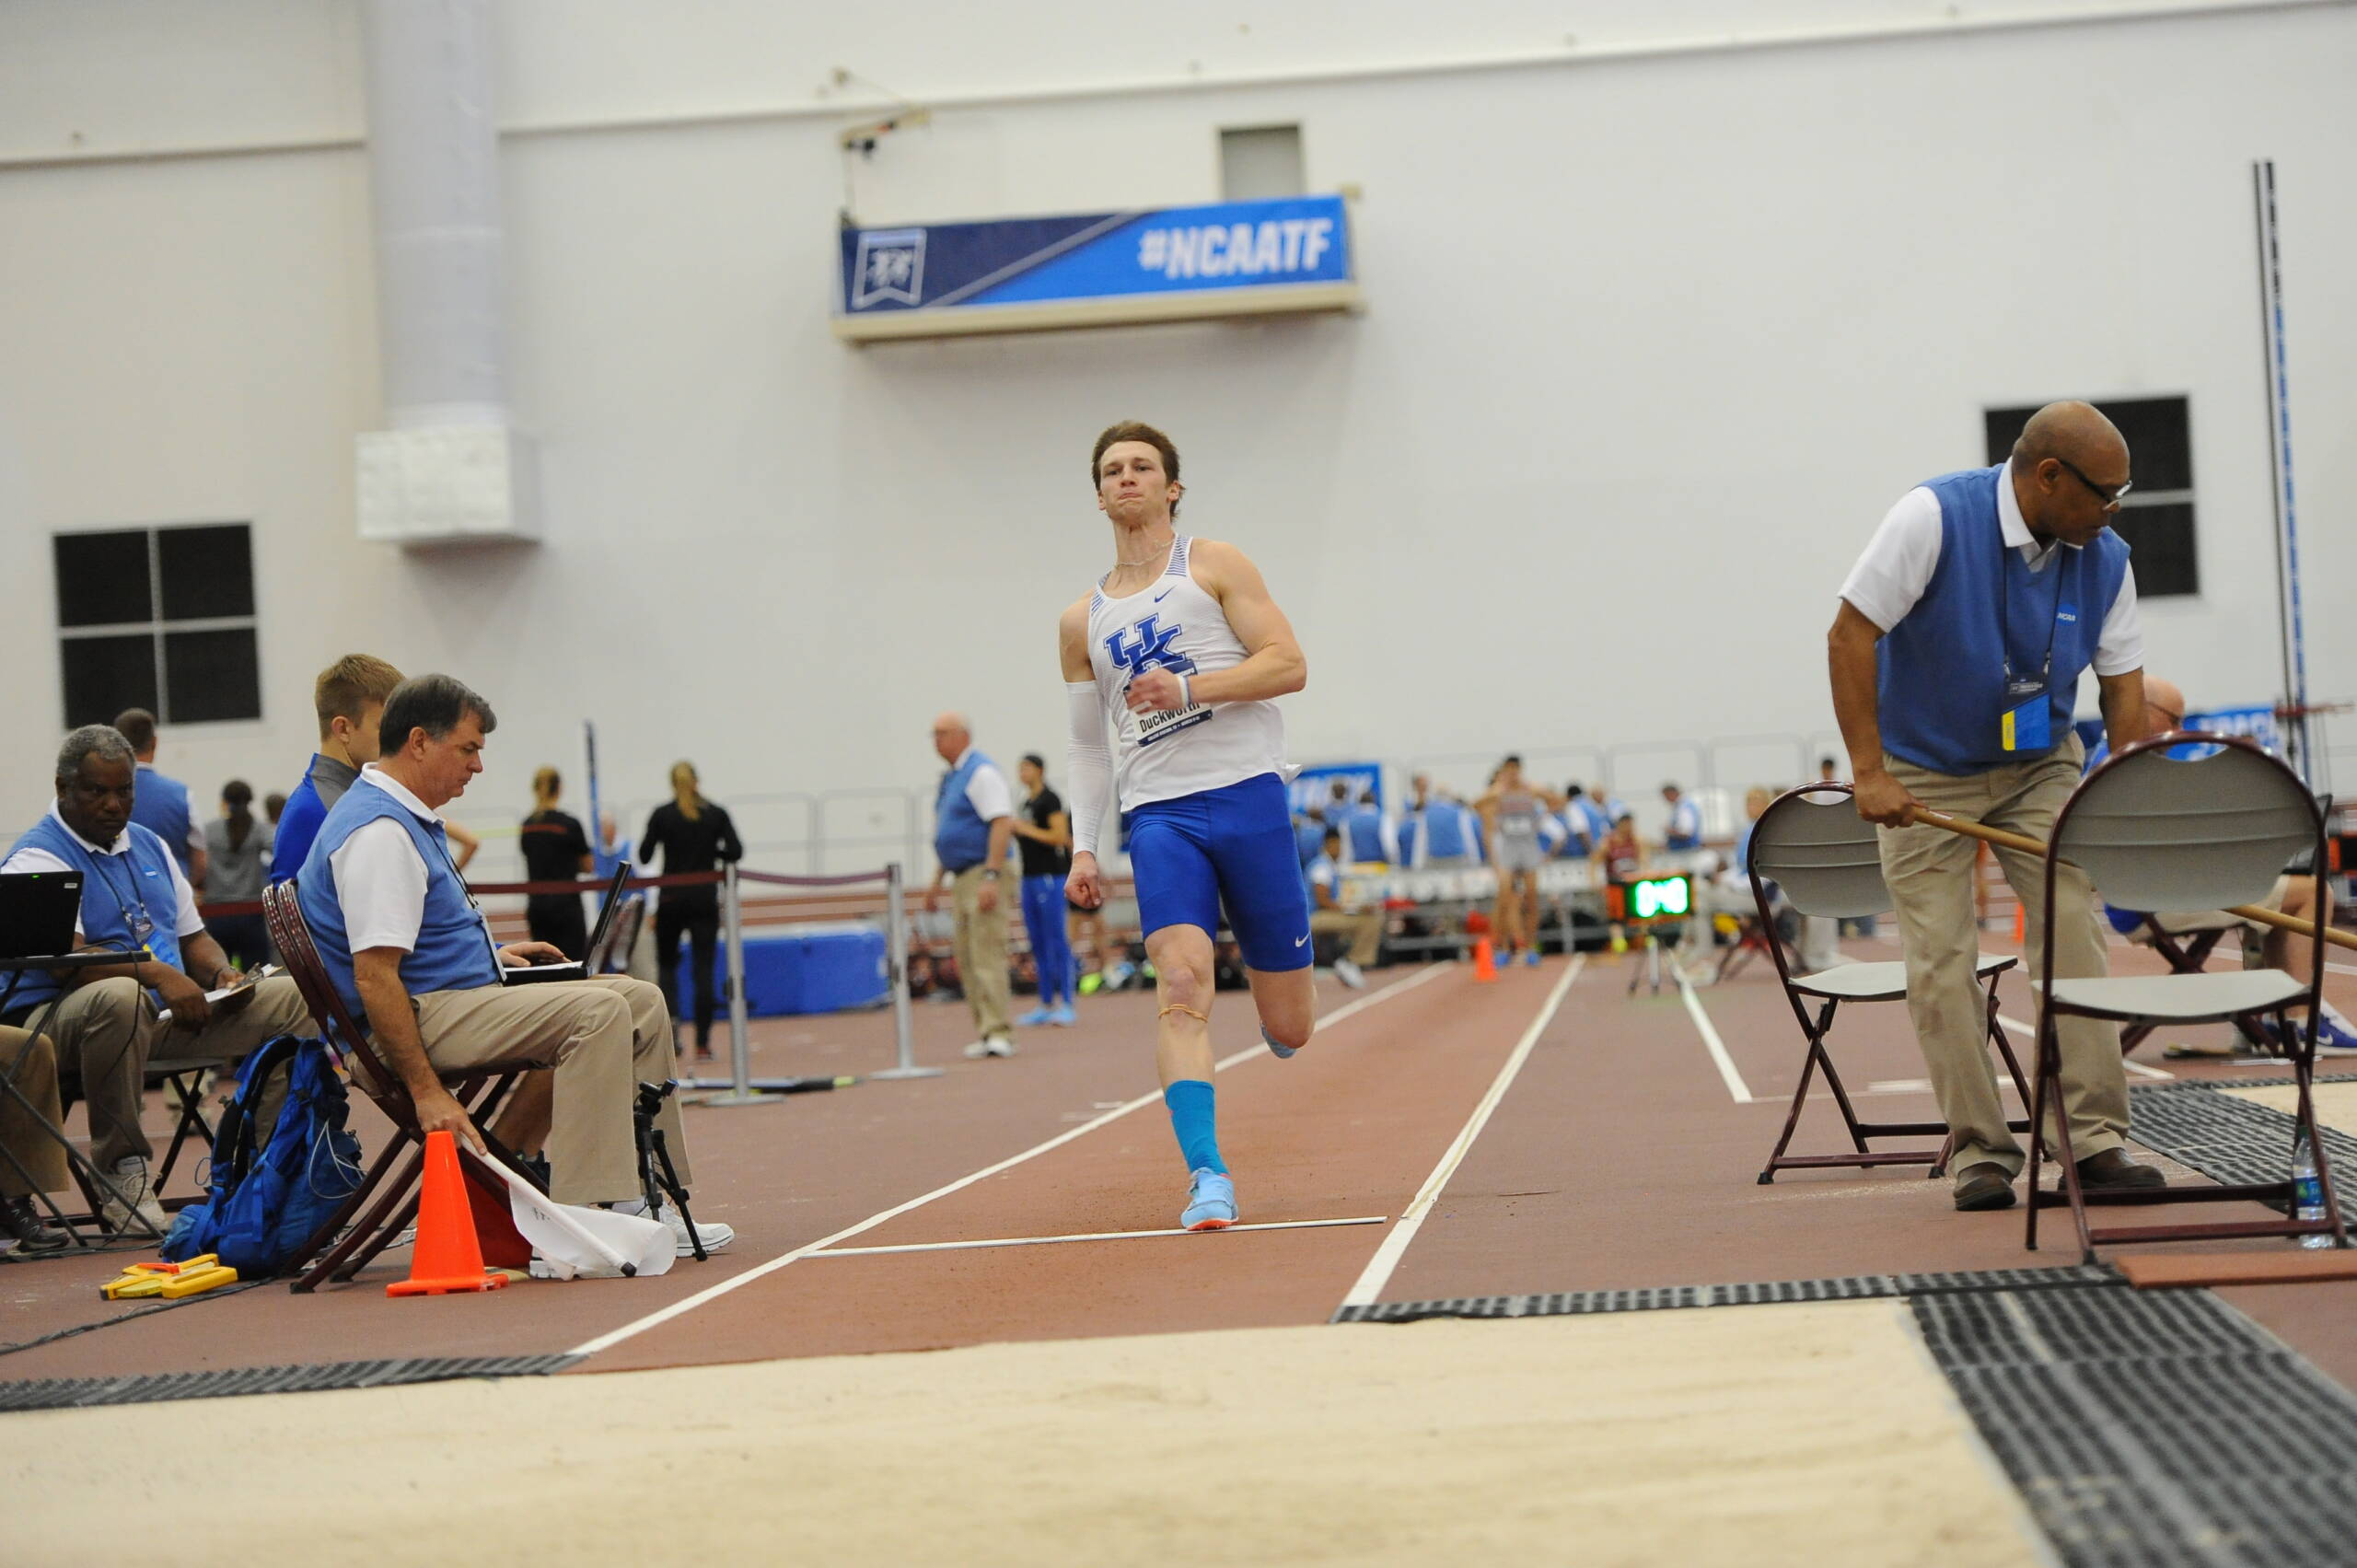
[1909,807,2357,955]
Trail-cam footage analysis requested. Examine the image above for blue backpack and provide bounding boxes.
[163,1035,365,1276]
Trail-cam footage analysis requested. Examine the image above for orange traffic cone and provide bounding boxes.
[1472,935,1497,982]
[388,1130,508,1297]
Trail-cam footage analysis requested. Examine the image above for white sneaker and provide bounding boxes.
[656,1202,733,1258]
[962,1035,1016,1059]
[618,1197,734,1258]
[99,1156,168,1235]
[1332,958,1366,990]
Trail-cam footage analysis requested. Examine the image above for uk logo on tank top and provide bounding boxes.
[1104,613,1213,749]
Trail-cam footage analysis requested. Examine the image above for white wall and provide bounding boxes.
[1,0,2351,869]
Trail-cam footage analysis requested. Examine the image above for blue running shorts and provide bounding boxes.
[1126,772,1313,972]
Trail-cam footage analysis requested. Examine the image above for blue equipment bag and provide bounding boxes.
[162,1035,365,1276]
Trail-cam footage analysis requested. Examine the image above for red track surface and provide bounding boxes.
[7,934,2357,1393]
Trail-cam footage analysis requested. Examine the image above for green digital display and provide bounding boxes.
[1630,874,1691,921]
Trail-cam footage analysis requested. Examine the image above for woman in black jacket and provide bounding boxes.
[520,767,594,959]
[640,761,742,1060]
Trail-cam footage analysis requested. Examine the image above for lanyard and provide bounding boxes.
[1998,525,2066,685]
[86,849,158,948]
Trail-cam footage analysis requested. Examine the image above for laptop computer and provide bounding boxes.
[501,864,632,986]
[0,872,83,961]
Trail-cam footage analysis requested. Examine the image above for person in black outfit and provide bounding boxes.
[1008,753,1077,1027]
[520,766,595,958]
[640,761,742,1060]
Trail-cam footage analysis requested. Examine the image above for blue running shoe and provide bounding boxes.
[1048,1004,1078,1027]
[1524,949,1541,968]
[1181,1169,1237,1230]
[1016,1006,1056,1027]
[1262,1026,1296,1060]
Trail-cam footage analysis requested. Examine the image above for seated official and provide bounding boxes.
[0,1027,72,1253]
[1339,792,1396,865]
[1305,827,1380,989]
[2,726,313,1233]
[2092,676,2357,1055]
[296,674,729,1256]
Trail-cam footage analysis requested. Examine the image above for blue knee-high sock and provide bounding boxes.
[1163,1079,1225,1175]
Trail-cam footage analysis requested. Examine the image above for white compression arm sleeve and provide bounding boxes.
[1065,680,1113,857]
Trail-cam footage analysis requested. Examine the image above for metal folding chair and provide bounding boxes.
[1748,784,2030,1184]
[2027,734,2349,1260]
[262,880,540,1291]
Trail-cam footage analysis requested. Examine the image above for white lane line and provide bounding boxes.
[2329,962,2357,978]
[807,1215,1387,1259]
[1995,1011,2175,1081]
[1338,956,1585,1310]
[569,961,1450,1358]
[1678,972,1756,1104]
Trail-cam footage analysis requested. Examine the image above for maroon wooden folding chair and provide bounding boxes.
[263,880,541,1291]
[1747,784,2031,1184]
[2026,734,2349,1262]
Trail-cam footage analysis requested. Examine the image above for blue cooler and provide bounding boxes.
[675,922,888,1018]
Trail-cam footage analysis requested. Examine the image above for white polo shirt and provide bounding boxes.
[1838,460,2144,676]
[952,748,1014,821]
[331,766,497,962]
[1,807,203,943]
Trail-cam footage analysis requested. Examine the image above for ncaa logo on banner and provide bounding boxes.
[852,229,926,308]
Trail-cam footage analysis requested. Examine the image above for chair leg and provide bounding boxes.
[1986,985,2033,1123]
[336,1190,421,1282]
[286,1134,408,1291]
[154,1071,216,1192]
[1808,1005,1875,1155]
[1759,1028,1831,1183]
[294,1137,422,1293]
[2025,1021,2052,1253]
[2036,1009,2094,1264]
[2291,1028,2351,1249]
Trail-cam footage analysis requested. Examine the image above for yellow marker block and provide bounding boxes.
[159,1265,238,1299]
[100,1273,168,1301]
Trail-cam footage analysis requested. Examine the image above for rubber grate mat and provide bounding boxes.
[2127,1078,2357,1214]
[0,1353,581,1413]
[1333,1264,2114,1323]
[1917,1283,2357,1567]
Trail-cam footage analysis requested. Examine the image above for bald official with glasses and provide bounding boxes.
[1828,401,2159,1214]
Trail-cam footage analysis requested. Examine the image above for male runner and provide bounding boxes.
[1061,421,1314,1232]
[1473,755,1565,967]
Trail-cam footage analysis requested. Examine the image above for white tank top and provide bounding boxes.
[1086,535,1291,811]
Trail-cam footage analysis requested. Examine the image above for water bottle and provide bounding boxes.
[2293,1129,2332,1249]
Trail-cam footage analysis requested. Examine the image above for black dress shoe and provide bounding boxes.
[2076,1148,2166,1190]
[1953,1162,2017,1211]
[0,1193,70,1253]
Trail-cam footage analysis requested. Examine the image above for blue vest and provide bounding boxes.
[1295,817,1326,868]
[132,767,196,875]
[1552,810,1592,860]
[296,779,502,1019]
[1664,798,1702,851]
[5,818,183,1014]
[1879,467,2131,777]
[268,760,331,887]
[933,750,998,872]
[1417,806,1471,861]
[1341,804,1387,863]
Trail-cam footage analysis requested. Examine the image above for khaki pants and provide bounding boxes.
[1310,909,1383,966]
[0,1027,69,1199]
[411,975,688,1206]
[1880,739,2127,1176]
[952,867,1014,1045]
[23,973,312,1168]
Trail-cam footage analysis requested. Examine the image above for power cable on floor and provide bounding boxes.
[0,1277,270,1363]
